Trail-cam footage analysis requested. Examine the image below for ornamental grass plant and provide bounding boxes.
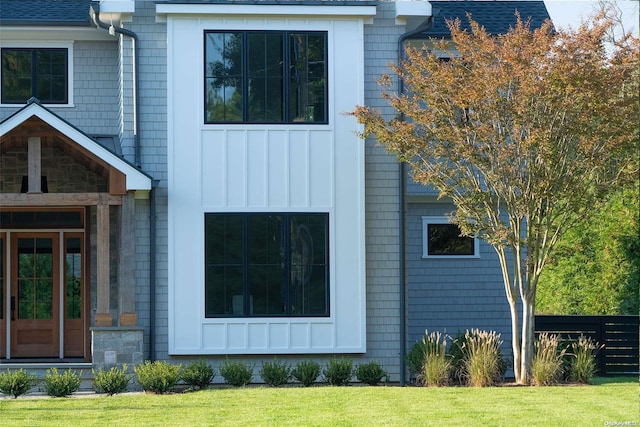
[418,331,451,387]
[569,335,602,384]
[531,333,566,386]
[461,329,503,387]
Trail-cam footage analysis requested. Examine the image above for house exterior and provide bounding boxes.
[0,0,550,383]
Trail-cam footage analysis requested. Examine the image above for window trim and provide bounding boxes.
[204,212,330,318]
[422,216,480,259]
[0,42,74,107]
[203,30,328,125]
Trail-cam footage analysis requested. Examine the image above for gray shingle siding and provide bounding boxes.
[406,202,513,364]
[363,1,404,379]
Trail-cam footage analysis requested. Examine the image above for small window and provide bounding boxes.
[422,216,479,258]
[204,31,328,124]
[205,213,329,317]
[1,48,69,104]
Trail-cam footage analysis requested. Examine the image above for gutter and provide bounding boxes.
[397,16,433,386]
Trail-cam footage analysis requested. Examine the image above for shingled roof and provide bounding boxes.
[0,0,93,27]
[422,1,552,38]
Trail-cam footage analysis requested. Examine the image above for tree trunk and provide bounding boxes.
[520,295,536,384]
[508,296,523,383]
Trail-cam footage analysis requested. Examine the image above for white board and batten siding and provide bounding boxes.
[163,4,375,355]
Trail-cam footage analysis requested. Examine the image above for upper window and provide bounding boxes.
[204,31,328,124]
[1,48,68,104]
[422,216,479,258]
[205,213,329,317]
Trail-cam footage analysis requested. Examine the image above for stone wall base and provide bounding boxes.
[91,327,144,372]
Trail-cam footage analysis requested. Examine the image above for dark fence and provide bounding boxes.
[535,315,639,376]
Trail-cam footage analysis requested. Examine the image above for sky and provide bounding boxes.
[544,0,639,35]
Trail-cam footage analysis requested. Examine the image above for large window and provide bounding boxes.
[205,213,329,317]
[1,48,68,104]
[204,31,327,124]
[422,216,479,258]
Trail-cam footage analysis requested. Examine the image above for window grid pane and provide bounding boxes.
[205,213,329,318]
[428,223,475,256]
[1,48,67,104]
[204,31,327,124]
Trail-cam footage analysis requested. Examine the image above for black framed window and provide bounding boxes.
[1,48,68,104]
[205,213,329,317]
[422,217,478,257]
[204,31,327,124]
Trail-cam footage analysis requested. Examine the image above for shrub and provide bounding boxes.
[260,358,292,387]
[134,360,181,394]
[292,360,321,387]
[219,359,253,387]
[531,333,566,386]
[181,360,215,391]
[0,369,39,398]
[461,329,503,387]
[323,357,353,386]
[405,340,428,383]
[92,364,131,396]
[355,361,388,386]
[43,368,81,397]
[418,331,451,387]
[569,335,602,384]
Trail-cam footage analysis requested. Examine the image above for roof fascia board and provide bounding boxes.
[156,3,377,19]
[0,104,151,191]
[0,26,115,42]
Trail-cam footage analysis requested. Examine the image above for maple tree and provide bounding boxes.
[352,14,639,383]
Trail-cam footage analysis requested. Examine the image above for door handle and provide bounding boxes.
[10,296,15,321]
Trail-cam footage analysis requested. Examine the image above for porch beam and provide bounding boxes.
[0,193,122,206]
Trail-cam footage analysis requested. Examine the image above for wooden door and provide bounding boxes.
[10,233,60,358]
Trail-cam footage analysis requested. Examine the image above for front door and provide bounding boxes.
[10,233,60,358]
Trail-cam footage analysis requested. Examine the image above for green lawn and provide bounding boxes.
[0,377,637,426]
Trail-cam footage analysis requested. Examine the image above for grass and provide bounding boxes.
[0,377,636,426]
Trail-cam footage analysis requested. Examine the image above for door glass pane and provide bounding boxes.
[65,237,82,319]
[36,279,53,319]
[17,237,54,319]
[18,279,34,319]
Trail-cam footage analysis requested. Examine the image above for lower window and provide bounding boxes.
[205,213,329,317]
[422,216,478,258]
